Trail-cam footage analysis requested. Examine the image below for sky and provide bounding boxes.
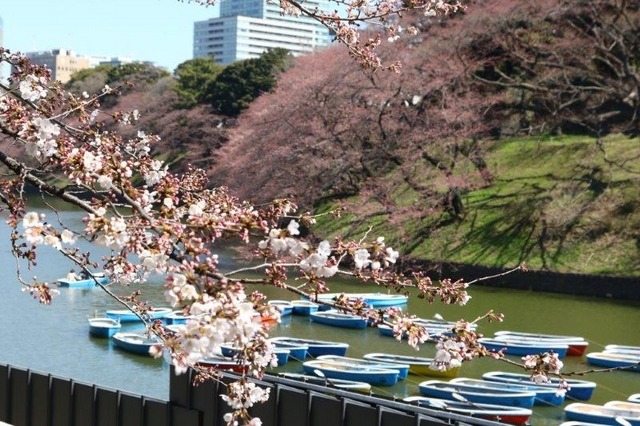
[1,0,220,73]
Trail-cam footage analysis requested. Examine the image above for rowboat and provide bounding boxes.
[605,401,640,412]
[377,324,446,340]
[449,377,565,406]
[417,380,537,408]
[629,394,640,404]
[112,332,160,356]
[493,330,588,356]
[604,344,640,356]
[310,310,368,329]
[316,355,410,380]
[88,317,121,338]
[478,337,569,358]
[482,371,597,401]
[414,318,478,331]
[106,307,173,323]
[220,343,291,366]
[268,336,348,357]
[57,272,109,288]
[291,300,320,316]
[310,292,408,308]
[268,300,293,316]
[404,396,532,425]
[564,402,640,425]
[363,353,460,378]
[164,310,196,325]
[302,359,399,386]
[586,352,640,371]
[267,338,308,360]
[196,355,250,374]
[278,373,372,393]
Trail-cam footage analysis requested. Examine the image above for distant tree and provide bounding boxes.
[205,48,292,116]
[106,62,170,85]
[65,64,112,95]
[174,57,223,108]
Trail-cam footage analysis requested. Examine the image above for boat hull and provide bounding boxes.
[450,378,565,406]
[311,292,408,308]
[564,402,640,425]
[404,396,532,425]
[316,355,409,380]
[303,360,399,386]
[88,318,121,338]
[291,300,319,316]
[58,275,109,288]
[363,353,460,378]
[270,337,348,357]
[310,311,368,329]
[106,307,173,323]
[418,380,536,408]
[479,338,569,358]
[586,352,640,371]
[482,371,597,401]
[278,373,372,393]
[112,332,159,356]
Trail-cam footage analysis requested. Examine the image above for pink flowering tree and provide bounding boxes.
[0,2,589,418]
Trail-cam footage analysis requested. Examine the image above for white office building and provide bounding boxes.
[193,0,334,64]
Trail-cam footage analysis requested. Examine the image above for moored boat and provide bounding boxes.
[482,371,597,401]
[220,343,291,366]
[363,352,460,378]
[376,324,446,341]
[291,300,320,316]
[449,377,565,406]
[268,300,293,316]
[316,354,410,380]
[88,317,121,338]
[604,401,640,412]
[196,355,250,374]
[629,394,640,404]
[417,380,537,408]
[310,310,368,329]
[604,344,640,356]
[268,336,348,357]
[310,292,408,308]
[564,402,640,425]
[164,310,196,325]
[267,337,308,360]
[57,272,109,288]
[106,307,173,323]
[277,373,372,393]
[403,396,532,425]
[479,337,569,358]
[302,359,399,386]
[493,330,587,356]
[112,332,160,356]
[586,352,640,371]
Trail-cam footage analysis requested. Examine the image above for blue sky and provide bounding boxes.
[1,0,220,73]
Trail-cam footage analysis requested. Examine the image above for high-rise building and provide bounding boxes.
[23,49,91,84]
[0,15,4,82]
[193,0,333,65]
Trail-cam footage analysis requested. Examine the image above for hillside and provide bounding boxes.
[205,0,640,277]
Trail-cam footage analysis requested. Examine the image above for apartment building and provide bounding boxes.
[193,0,333,64]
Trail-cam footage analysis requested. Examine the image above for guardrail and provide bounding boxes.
[1,362,504,426]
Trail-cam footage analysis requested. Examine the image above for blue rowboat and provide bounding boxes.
[316,355,410,380]
[196,355,250,374]
[311,292,408,308]
[106,307,173,323]
[220,343,291,366]
[493,331,588,356]
[404,396,532,425]
[478,337,569,358]
[268,300,293,316]
[278,373,372,393]
[291,300,319,316]
[482,371,597,401]
[269,337,348,357]
[112,332,160,356]
[88,317,121,338]
[564,402,640,425]
[586,352,640,371]
[363,352,460,378]
[267,338,308,360]
[57,272,109,288]
[377,324,446,341]
[417,380,537,408]
[302,359,399,386]
[310,310,368,329]
[164,310,196,325]
[449,377,565,406]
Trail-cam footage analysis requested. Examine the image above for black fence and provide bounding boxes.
[0,363,507,426]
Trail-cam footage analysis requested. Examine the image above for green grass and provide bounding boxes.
[314,134,640,277]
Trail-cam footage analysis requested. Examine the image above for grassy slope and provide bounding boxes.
[313,134,640,277]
